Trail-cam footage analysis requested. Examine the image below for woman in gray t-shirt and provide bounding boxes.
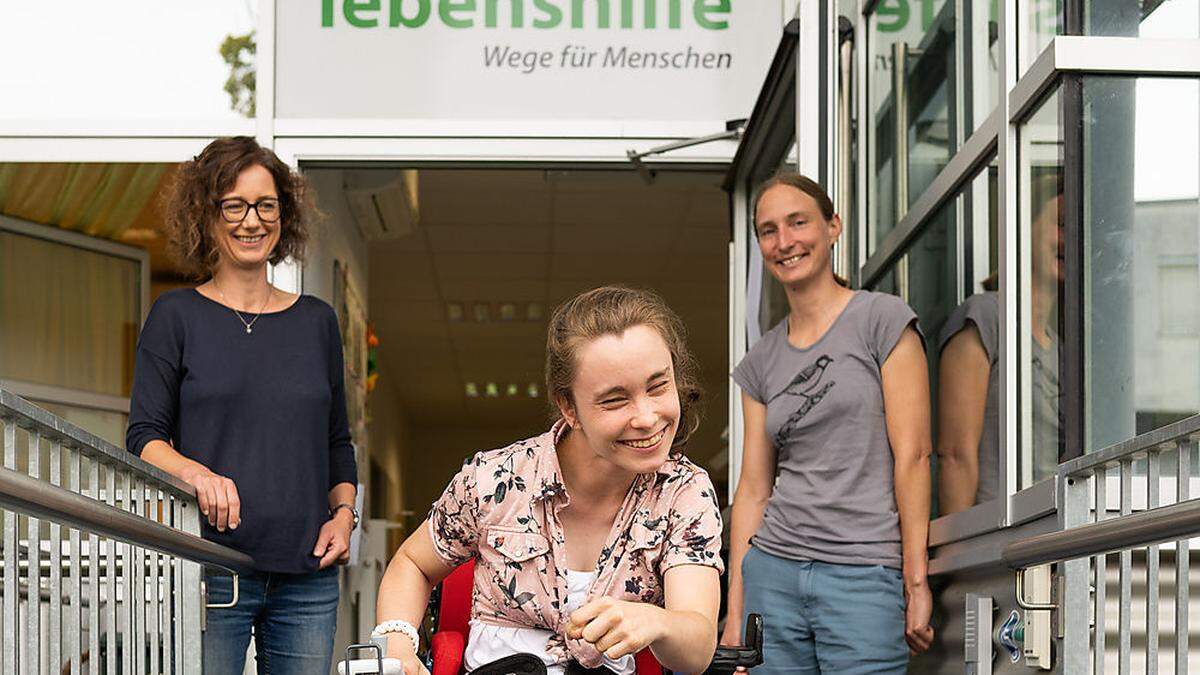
[721,174,934,673]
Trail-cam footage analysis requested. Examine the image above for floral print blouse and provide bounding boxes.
[427,421,724,668]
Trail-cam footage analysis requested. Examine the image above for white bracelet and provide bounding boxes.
[371,619,420,654]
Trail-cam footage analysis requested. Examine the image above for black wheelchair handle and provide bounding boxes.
[703,613,764,675]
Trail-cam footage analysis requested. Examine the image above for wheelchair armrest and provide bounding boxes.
[430,630,466,675]
[703,614,764,675]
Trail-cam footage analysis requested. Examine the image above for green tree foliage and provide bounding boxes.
[220,32,256,117]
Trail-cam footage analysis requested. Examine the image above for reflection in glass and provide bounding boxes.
[1085,76,1200,450]
[1019,89,1064,486]
[1085,0,1198,39]
[1024,0,1063,74]
[964,0,1000,132]
[936,168,999,513]
[867,0,957,253]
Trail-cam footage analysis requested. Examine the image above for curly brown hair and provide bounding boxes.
[545,286,704,450]
[163,136,312,279]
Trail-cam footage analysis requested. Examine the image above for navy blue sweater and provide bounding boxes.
[126,289,357,573]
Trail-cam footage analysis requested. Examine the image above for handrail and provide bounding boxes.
[0,464,253,574]
[0,388,194,498]
[1003,491,1200,570]
[1057,412,1200,478]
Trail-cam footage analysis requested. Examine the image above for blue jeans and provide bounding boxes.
[203,567,340,674]
[741,546,908,674]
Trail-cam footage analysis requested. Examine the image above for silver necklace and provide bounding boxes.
[213,280,272,334]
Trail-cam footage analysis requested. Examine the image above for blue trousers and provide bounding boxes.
[741,546,908,674]
[203,567,340,674]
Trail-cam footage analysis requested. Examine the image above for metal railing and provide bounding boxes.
[0,388,252,674]
[1002,414,1200,674]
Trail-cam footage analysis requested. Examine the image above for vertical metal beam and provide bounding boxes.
[1147,448,1161,675]
[181,495,203,674]
[87,457,100,675]
[1095,465,1108,675]
[892,41,910,222]
[3,421,19,675]
[1060,466,1092,672]
[68,447,82,675]
[49,439,63,675]
[26,431,41,675]
[133,476,146,675]
[1118,458,1133,674]
[150,487,161,675]
[104,464,116,675]
[998,0,1021,521]
[1176,438,1192,675]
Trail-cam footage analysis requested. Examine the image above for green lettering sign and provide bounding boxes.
[440,0,476,27]
[531,0,563,27]
[874,0,908,33]
[324,0,727,30]
[485,0,524,27]
[344,0,381,27]
[391,0,432,27]
[693,0,728,30]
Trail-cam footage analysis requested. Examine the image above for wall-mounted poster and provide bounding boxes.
[333,259,369,459]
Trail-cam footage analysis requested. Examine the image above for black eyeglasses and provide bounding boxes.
[217,198,282,224]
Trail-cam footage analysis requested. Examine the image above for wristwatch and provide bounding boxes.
[331,503,360,528]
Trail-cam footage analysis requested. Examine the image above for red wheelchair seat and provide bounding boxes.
[430,560,662,675]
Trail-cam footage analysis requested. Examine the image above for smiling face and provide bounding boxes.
[210,164,282,272]
[559,324,681,476]
[754,184,842,288]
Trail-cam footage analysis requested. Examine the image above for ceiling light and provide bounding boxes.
[473,303,490,322]
[506,383,518,396]
[485,382,499,397]
[447,302,464,322]
[465,382,479,397]
[527,383,540,398]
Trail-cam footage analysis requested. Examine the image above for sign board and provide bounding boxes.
[276,1,782,123]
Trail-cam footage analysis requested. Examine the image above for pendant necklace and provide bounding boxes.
[213,280,272,334]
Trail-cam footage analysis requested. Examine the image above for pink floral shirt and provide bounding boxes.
[427,422,724,668]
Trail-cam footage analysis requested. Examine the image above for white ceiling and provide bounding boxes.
[358,168,731,465]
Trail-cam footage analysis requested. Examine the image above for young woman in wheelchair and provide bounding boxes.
[375,286,724,675]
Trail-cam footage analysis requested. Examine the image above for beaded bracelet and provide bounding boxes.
[371,619,420,655]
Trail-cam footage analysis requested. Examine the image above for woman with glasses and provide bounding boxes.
[126,136,357,674]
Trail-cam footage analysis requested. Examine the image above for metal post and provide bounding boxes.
[1060,467,1091,673]
[1177,438,1192,675]
[4,421,19,675]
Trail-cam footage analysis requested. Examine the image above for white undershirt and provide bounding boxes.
[464,570,636,675]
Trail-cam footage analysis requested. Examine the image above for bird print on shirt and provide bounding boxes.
[769,355,835,447]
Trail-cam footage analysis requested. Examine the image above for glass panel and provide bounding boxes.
[1018,88,1064,487]
[1024,1,1064,74]
[1084,76,1200,450]
[1085,0,1198,39]
[0,229,140,397]
[864,202,957,515]
[0,2,255,121]
[867,0,958,254]
[1025,0,1197,74]
[938,167,999,513]
[29,400,127,450]
[964,0,1001,132]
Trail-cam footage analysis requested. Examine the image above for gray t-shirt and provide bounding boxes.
[1030,330,1061,482]
[732,291,921,569]
[938,293,1000,505]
